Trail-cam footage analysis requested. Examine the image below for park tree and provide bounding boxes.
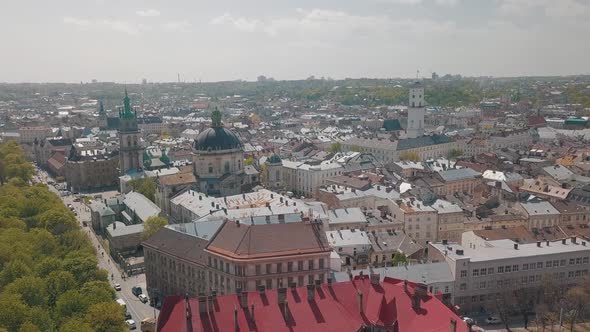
[142,216,169,240]
[329,142,342,153]
[128,177,156,202]
[244,156,255,166]
[4,276,47,307]
[399,151,420,162]
[60,318,93,332]
[0,293,31,332]
[84,302,126,332]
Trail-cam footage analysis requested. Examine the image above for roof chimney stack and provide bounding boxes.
[450,318,457,332]
[307,284,315,301]
[198,296,207,314]
[572,236,577,244]
[357,291,363,313]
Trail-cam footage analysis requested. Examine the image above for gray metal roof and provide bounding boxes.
[438,168,481,182]
[106,221,144,237]
[331,262,454,284]
[396,134,452,151]
[123,191,161,222]
[167,220,225,240]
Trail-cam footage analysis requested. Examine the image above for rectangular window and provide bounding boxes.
[266,279,272,289]
[529,276,535,282]
[577,258,582,265]
[266,264,271,274]
[460,283,467,290]
[505,266,511,273]
[570,258,575,265]
[319,259,325,269]
[546,261,552,268]
[523,263,528,271]
[552,260,559,268]
[535,275,541,282]
[255,265,261,276]
[287,262,293,272]
[298,261,304,271]
[472,269,479,277]
[584,257,589,264]
[480,269,487,276]
[488,268,494,275]
[309,260,315,270]
[537,262,543,269]
[497,266,504,273]
[513,265,519,272]
[521,276,528,284]
[568,271,574,278]
[308,275,314,285]
[479,281,486,289]
[276,263,282,274]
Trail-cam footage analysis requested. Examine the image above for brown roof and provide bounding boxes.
[142,227,208,265]
[326,175,371,190]
[158,172,197,186]
[552,200,587,214]
[206,221,330,260]
[473,226,536,243]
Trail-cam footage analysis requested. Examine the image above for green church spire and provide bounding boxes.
[211,107,222,128]
[121,88,135,119]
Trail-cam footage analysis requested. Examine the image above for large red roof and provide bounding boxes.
[157,276,468,332]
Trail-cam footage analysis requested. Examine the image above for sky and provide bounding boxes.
[1,0,589,83]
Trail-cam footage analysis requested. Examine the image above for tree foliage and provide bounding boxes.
[142,215,168,240]
[128,177,156,202]
[0,142,121,332]
[329,142,342,153]
[399,151,420,162]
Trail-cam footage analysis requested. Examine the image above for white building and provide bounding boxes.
[282,159,343,197]
[407,81,425,138]
[430,234,590,311]
[326,229,372,268]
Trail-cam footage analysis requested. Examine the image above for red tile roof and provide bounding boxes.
[157,276,468,332]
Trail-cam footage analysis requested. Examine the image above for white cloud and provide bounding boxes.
[136,9,161,17]
[63,17,148,35]
[210,13,261,32]
[63,17,91,26]
[498,0,590,19]
[435,0,458,6]
[161,21,191,31]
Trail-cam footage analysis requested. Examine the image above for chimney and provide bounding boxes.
[234,306,239,332]
[537,241,541,247]
[546,240,550,246]
[198,296,207,314]
[442,239,448,245]
[199,195,202,200]
[562,238,567,245]
[450,318,457,332]
[280,197,284,203]
[412,284,427,310]
[207,295,214,312]
[113,222,116,230]
[357,291,364,313]
[211,202,215,207]
[236,220,240,227]
[277,287,287,304]
[514,243,518,250]
[572,236,577,244]
[404,279,408,293]
[238,288,248,309]
[283,300,291,321]
[370,273,380,286]
[327,277,332,285]
[307,284,315,301]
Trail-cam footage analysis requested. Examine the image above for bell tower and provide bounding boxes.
[407,81,425,139]
[118,89,144,175]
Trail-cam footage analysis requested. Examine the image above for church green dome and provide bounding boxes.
[193,127,242,152]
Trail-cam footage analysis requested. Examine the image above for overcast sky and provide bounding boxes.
[1,0,589,83]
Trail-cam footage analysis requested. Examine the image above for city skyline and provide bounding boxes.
[1,0,590,83]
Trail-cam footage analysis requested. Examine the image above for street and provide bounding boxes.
[35,167,158,328]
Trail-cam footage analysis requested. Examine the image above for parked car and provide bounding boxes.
[114,283,121,291]
[125,319,136,330]
[125,312,132,320]
[461,317,476,325]
[138,294,149,303]
[132,286,142,296]
[485,316,502,325]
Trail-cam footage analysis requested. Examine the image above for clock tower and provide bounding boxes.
[118,89,144,175]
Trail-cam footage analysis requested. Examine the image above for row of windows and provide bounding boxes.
[464,257,590,278]
[459,271,589,291]
[208,258,326,276]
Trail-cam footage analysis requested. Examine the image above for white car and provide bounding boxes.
[138,294,148,303]
[462,317,476,325]
[114,283,121,291]
[125,319,136,330]
[485,316,502,324]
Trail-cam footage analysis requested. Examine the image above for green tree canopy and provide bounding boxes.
[142,215,169,240]
[128,177,156,202]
